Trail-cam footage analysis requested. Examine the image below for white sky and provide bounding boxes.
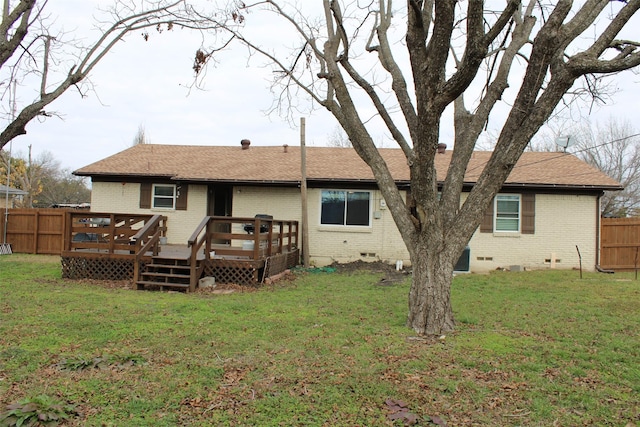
[6,1,640,173]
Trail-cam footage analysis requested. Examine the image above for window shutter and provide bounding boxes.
[139,183,151,209]
[480,198,494,233]
[175,184,188,211]
[521,193,535,234]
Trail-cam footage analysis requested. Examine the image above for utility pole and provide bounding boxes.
[300,117,310,267]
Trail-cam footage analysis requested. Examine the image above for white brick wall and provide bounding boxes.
[92,182,600,271]
[467,194,598,272]
[91,182,208,243]
[232,186,302,221]
[233,186,408,266]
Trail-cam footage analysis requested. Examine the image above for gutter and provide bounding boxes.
[79,172,622,193]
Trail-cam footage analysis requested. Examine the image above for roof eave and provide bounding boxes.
[500,182,624,192]
[79,172,622,192]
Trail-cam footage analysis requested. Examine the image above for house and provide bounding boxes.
[0,184,27,209]
[74,141,622,272]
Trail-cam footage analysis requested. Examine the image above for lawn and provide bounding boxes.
[0,254,638,426]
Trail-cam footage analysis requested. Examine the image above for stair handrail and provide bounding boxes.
[187,216,211,292]
[187,216,211,248]
[132,214,167,283]
[131,215,165,252]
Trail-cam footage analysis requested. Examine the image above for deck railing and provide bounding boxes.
[187,216,299,289]
[64,212,167,257]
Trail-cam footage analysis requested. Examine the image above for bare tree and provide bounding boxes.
[187,1,640,335]
[326,125,351,148]
[0,0,194,150]
[327,125,389,148]
[529,117,639,217]
[132,123,150,146]
[572,119,639,217]
[37,168,90,207]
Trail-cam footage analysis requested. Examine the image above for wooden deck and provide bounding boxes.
[61,212,299,289]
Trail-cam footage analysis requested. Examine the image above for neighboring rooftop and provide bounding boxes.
[0,185,28,196]
[74,143,623,190]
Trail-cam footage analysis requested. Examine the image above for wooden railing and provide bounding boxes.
[187,216,299,290]
[132,215,168,282]
[64,212,167,258]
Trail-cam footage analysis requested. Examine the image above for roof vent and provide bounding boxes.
[241,139,251,150]
[437,143,447,154]
[283,144,289,153]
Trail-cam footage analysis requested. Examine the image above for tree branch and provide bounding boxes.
[0,0,36,68]
[0,0,194,149]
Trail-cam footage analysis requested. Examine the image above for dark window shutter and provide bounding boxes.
[139,183,151,209]
[480,198,494,233]
[521,193,535,234]
[176,184,188,210]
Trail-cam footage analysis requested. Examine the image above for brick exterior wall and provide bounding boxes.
[91,182,599,272]
[90,182,208,243]
[468,193,598,272]
[233,186,408,266]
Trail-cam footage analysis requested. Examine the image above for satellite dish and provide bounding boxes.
[555,135,576,152]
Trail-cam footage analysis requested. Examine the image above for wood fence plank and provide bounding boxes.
[2,208,76,254]
[601,217,640,271]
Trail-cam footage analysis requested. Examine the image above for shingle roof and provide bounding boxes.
[74,144,622,190]
[0,185,27,196]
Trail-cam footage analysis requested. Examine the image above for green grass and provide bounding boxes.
[1,254,639,426]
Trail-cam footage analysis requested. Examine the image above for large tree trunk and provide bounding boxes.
[407,234,457,335]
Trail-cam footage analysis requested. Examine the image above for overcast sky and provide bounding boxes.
[7,1,640,173]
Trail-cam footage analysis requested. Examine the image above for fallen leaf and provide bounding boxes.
[430,415,447,426]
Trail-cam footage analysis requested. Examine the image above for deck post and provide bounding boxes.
[253,218,260,260]
[64,211,72,252]
[189,242,198,292]
[292,222,298,251]
[267,221,273,256]
[108,214,116,254]
[205,220,212,260]
[286,221,293,251]
[133,254,140,286]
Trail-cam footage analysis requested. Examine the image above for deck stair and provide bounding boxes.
[136,256,197,291]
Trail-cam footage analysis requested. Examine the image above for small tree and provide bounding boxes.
[327,125,352,148]
[1,147,59,207]
[0,149,25,191]
[0,0,191,151]
[188,1,640,335]
[132,124,151,146]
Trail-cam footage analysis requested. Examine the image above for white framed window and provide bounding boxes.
[152,184,176,209]
[495,194,520,232]
[320,190,371,227]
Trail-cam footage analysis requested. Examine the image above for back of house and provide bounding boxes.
[74,142,621,272]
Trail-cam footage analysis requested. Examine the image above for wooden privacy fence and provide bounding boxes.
[0,208,70,255]
[600,217,640,271]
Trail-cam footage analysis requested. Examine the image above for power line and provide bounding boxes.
[463,132,640,175]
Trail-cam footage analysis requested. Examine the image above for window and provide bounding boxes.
[140,183,188,210]
[480,193,535,234]
[152,184,176,209]
[321,190,371,226]
[495,194,520,232]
